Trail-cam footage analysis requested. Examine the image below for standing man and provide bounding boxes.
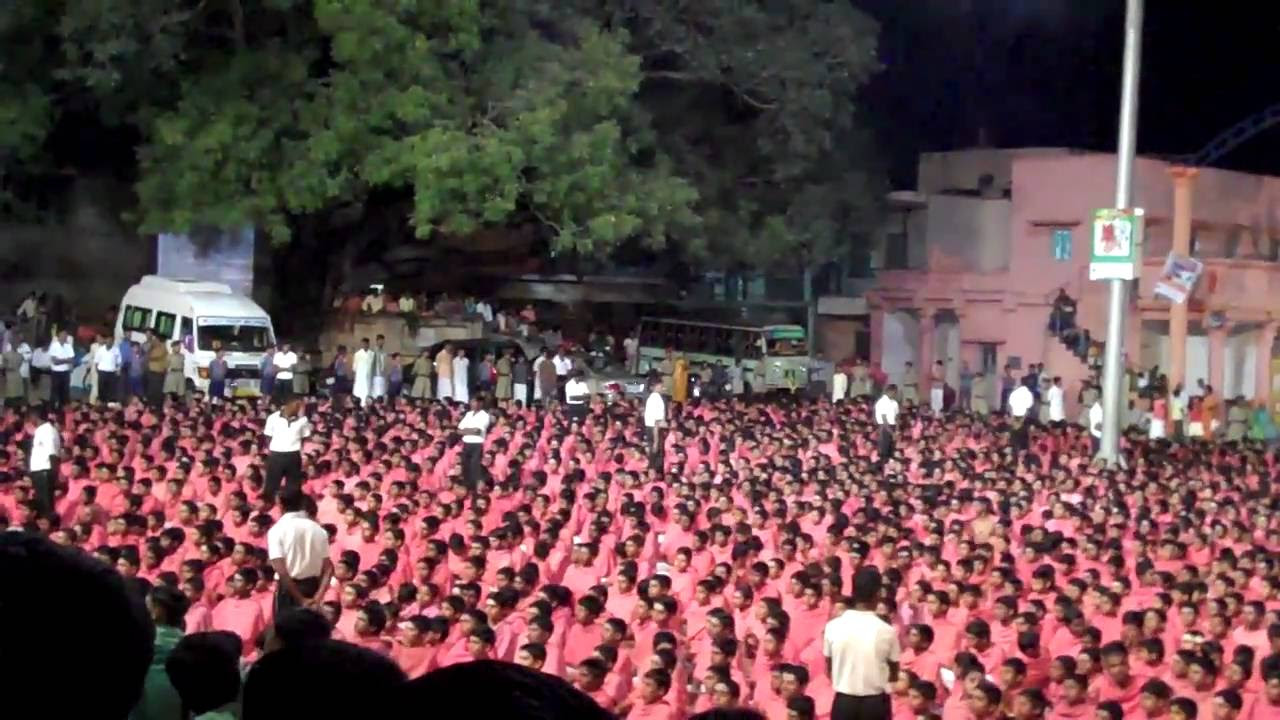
[874,385,899,463]
[512,352,530,407]
[564,370,590,422]
[457,396,490,490]
[47,328,75,410]
[552,347,572,401]
[435,343,454,402]
[352,338,373,407]
[262,398,311,506]
[330,345,351,411]
[1047,376,1066,425]
[208,349,228,404]
[410,349,433,401]
[900,362,918,405]
[272,342,298,402]
[1008,382,1034,453]
[93,335,122,405]
[370,335,388,402]
[452,349,470,404]
[643,377,666,471]
[494,349,513,402]
[825,568,900,720]
[146,331,168,406]
[535,348,556,406]
[27,405,61,518]
[970,371,989,416]
[623,331,638,373]
[267,488,332,614]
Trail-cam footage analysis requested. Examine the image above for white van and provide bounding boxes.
[114,275,276,396]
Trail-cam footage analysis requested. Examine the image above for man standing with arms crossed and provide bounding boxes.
[267,488,332,614]
[644,377,667,471]
[27,405,60,518]
[825,568,900,720]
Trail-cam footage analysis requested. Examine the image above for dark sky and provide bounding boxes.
[854,1,1280,188]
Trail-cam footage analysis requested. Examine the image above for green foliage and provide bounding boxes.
[2,0,883,270]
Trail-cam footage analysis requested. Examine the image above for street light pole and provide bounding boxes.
[1097,0,1144,464]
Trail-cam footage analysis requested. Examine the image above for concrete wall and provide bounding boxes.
[881,311,919,384]
[917,147,1069,195]
[925,195,1012,272]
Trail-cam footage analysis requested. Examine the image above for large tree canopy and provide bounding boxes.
[2,0,883,275]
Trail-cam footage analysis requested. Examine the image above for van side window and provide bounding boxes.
[122,305,152,332]
[154,311,177,339]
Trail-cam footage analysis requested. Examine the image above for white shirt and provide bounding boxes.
[48,338,75,372]
[273,351,298,380]
[553,354,572,376]
[265,411,311,452]
[1047,384,1066,422]
[94,344,122,372]
[30,347,51,371]
[565,377,590,405]
[1089,401,1104,438]
[267,511,330,579]
[874,395,899,425]
[16,343,31,378]
[459,409,490,444]
[29,421,60,473]
[824,609,901,696]
[1008,385,1034,418]
[644,391,666,428]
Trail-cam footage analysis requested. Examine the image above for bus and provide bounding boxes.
[634,317,810,391]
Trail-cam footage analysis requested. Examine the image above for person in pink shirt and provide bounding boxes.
[1139,678,1174,720]
[574,657,617,711]
[563,594,605,670]
[391,615,446,678]
[630,668,679,720]
[210,566,268,655]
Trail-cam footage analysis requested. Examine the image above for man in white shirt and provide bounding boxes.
[1047,376,1066,424]
[458,397,490,490]
[874,385,900,462]
[263,398,311,506]
[1007,383,1034,419]
[643,378,667,470]
[552,349,572,402]
[564,370,590,422]
[268,488,333,614]
[1089,398,1104,455]
[825,568,900,720]
[352,337,373,407]
[27,406,61,516]
[93,336,122,405]
[47,329,75,410]
[272,342,298,401]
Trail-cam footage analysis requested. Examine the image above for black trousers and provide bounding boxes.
[263,450,303,504]
[461,442,483,490]
[275,575,322,616]
[49,371,70,409]
[97,371,117,404]
[30,469,55,517]
[647,426,665,470]
[877,425,895,461]
[832,693,890,720]
[566,403,588,423]
[146,371,165,405]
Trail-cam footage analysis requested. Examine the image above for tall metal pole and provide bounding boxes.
[1097,0,1144,464]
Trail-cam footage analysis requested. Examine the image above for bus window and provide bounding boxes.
[122,305,152,332]
[154,311,177,340]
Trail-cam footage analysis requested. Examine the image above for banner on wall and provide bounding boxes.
[1152,252,1204,304]
[1089,208,1144,281]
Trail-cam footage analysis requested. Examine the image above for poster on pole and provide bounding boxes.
[1089,208,1144,281]
[1152,252,1204,304]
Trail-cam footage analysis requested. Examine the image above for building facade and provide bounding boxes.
[864,148,1280,415]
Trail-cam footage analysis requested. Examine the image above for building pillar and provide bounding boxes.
[918,310,936,396]
[1169,166,1198,388]
[1208,323,1229,394]
[868,307,885,368]
[1256,321,1277,408]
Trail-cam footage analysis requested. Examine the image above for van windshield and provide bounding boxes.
[197,323,273,352]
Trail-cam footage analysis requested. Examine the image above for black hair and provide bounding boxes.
[0,532,154,719]
[400,660,612,720]
[165,631,243,714]
[242,640,406,719]
[271,608,333,649]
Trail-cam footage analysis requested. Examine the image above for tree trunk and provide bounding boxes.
[804,264,817,359]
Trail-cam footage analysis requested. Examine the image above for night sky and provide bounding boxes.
[855,1,1280,188]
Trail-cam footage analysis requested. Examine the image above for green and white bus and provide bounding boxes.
[634,317,810,391]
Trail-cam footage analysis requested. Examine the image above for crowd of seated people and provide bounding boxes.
[0,377,1278,720]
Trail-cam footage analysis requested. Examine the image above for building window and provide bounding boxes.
[1052,228,1072,261]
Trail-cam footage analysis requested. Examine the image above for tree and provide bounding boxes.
[0,3,60,217]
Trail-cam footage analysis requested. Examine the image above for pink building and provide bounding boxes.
[864,148,1280,415]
